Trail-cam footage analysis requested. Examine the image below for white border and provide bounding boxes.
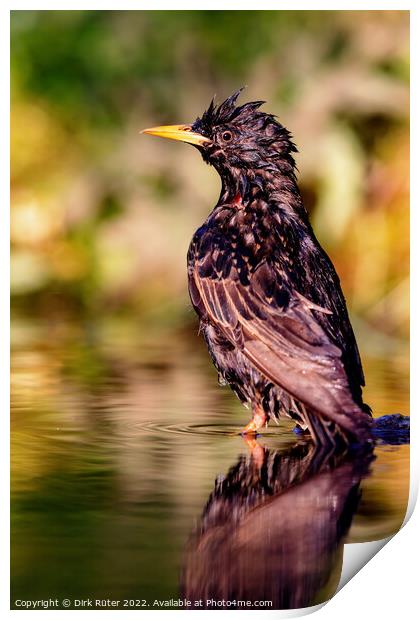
[4,3,417,619]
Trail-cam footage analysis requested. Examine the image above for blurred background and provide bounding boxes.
[10,11,410,607]
[11,10,409,339]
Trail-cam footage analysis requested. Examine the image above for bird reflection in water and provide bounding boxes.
[181,438,374,610]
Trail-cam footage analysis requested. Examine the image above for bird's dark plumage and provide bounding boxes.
[143,89,372,444]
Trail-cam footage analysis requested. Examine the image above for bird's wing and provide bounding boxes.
[189,256,370,436]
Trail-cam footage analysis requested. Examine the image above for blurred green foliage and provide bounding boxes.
[11,10,409,340]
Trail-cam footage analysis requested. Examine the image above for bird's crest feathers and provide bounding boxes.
[195,89,298,162]
[199,88,267,130]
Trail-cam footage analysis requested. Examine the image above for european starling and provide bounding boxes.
[142,90,372,445]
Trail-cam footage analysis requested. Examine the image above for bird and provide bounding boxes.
[142,89,373,445]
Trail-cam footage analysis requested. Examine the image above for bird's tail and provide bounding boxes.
[305,405,373,447]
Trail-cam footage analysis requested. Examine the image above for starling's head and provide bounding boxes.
[142,89,297,177]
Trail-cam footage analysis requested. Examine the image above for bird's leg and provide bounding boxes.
[241,406,267,435]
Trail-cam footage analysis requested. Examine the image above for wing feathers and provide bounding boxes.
[190,255,370,435]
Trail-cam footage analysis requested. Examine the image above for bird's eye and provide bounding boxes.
[222,131,232,142]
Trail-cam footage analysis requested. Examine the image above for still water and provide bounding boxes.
[11,317,409,610]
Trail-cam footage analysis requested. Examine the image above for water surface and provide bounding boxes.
[11,317,409,609]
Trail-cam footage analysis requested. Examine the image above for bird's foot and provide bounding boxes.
[241,409,267,436]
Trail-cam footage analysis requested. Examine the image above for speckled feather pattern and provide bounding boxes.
[186,90,372,443]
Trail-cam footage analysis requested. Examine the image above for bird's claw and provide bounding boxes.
[241,420,259,435]
[241,409,267,435]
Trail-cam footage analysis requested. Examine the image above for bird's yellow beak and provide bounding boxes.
[141,124,211,146]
